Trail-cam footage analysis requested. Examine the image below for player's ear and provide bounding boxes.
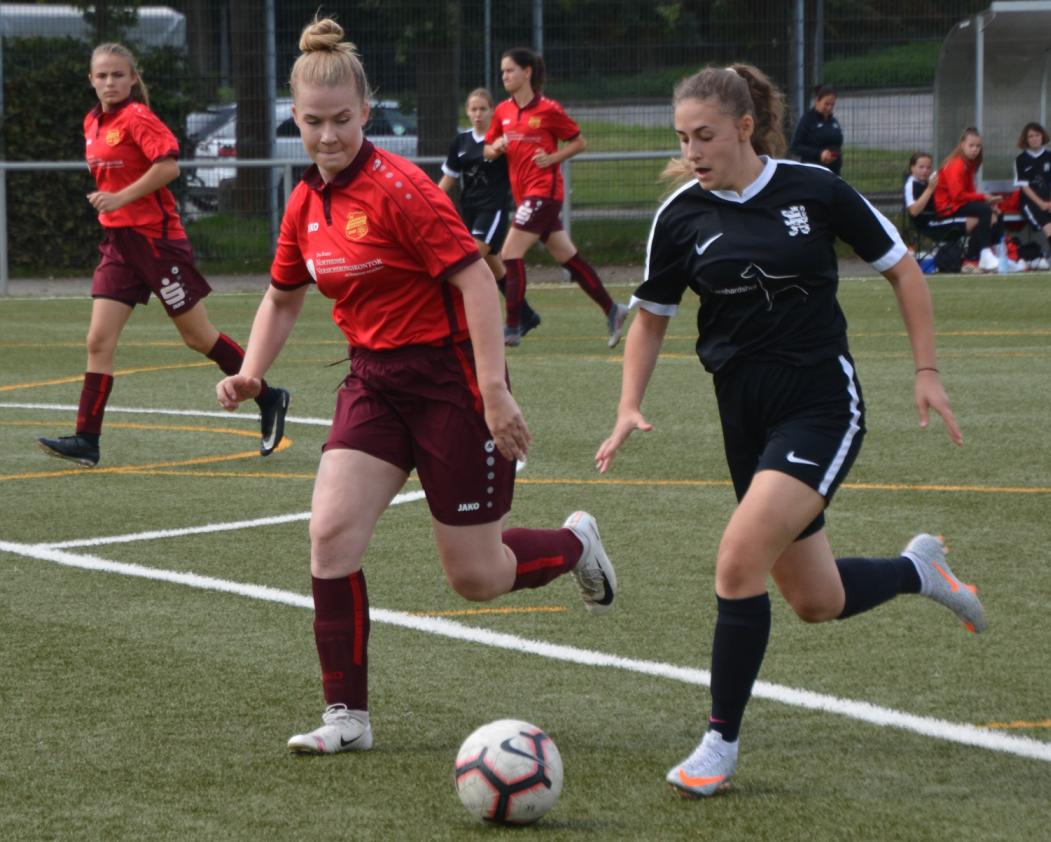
[359,98,370,127]
[737,114,755,143]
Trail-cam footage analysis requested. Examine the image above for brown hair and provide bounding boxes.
[91,43,149,108]
[813,84,837,101]
[1018,122,1050,148]
[466,88,495,108]
[502,47,546,93]
[289,17,372,104]
[941,126,982,171]
[661,64,786,183]
[908,151,932,169]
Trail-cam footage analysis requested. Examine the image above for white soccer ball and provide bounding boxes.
[454,719,563,826]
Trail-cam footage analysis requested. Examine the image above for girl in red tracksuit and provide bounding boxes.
[34,42,288,469]
[934,127,1004,272]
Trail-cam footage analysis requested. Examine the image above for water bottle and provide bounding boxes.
[997,237,1009,274]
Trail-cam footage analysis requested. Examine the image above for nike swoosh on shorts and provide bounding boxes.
[786,451,820,466]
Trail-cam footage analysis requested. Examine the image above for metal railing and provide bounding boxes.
[0,150,680,296]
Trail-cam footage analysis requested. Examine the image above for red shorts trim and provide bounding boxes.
[323,340,515,526]
[92,228,211,317]
[512,196,564,241]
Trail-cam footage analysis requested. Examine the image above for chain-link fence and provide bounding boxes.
[1,1,993,281]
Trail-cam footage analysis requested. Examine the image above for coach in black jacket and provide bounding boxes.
[790,84,843,175]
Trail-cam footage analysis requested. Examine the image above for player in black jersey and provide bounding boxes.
[439,88,540,335]
[595,65,984,799]
[1014,122,1051,262]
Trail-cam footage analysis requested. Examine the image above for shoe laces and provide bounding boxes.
[322,703,352,725]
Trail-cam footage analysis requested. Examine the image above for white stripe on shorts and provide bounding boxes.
[818,355,863,497]
[485,210,502,245]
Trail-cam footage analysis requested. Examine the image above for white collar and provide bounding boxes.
[710,156,777,203]
[1027,146,1046,158]
[472,128,487,143]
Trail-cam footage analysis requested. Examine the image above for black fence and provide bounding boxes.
[1,1,988,276]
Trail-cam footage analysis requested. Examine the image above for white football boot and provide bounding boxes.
[902,534,986,634]
[287,704,373,754]
[563,511,617,614]
[666,731,738,797]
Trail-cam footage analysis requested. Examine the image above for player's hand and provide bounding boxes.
[532,149,555,168]
[928,172,938,186]
[483,387,531,462]
[595,409,653,474]
[490,136,509,155]
[820,149,834,164]
[87,191,126,214]
[985,193,1003,205]
[216,374,263,411]
[915,370,962,445]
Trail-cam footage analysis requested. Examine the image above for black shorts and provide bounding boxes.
[462,206,510,251]
[1023,200,1051,230]
[713,354,866,541]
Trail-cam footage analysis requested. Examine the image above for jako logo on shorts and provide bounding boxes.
[458,503,480,512]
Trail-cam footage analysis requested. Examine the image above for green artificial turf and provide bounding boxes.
[1,277,1049,840]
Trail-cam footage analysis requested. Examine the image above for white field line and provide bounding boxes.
[0,401,332,427]
[39,491,427,550]
[0,537,1049,763]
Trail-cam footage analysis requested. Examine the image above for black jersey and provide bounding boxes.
[1014,147,1051,201]
[442,129,512,212]
[790,109,844,175]
[633,158,905,373]
[904,175,935,220]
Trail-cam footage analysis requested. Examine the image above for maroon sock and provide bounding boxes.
[206,334,269,395]
[504,258,526,328]
[312,571,370,710]
[504,528,583,591]
[563,253,614,313]
[76,372,114,436]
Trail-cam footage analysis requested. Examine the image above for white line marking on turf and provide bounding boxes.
[0,402,333,427]
[39,492,427,549]
[1,537,1049,764]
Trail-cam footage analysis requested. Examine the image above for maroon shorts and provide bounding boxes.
[323,340,515,526]
[92,228,211,317]
[512,195,564,241]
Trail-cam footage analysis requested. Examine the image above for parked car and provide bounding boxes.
[185,99,418,209]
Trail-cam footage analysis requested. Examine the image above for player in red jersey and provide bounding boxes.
[34,42,288,468]
[484,47,628,348]
[215,18,618,755]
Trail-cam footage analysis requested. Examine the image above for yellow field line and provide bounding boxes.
[0,362,213,392]
[975,720,1051,730]
[406,606,567,617]
[2,420,258,437]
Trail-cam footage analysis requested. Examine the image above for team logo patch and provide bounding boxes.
[528,116,542,128]
[781,205,810,236]
[345,211,368,240]
[105,129,122,147]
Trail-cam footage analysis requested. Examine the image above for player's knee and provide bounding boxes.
[445,566,501,602]
[788,597,837,624]
[182,331,214,355]
[85,327,116,358]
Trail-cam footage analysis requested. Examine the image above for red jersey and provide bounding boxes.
[485,93,580,205]
[84,98,184,239]
[271,140,481,352]
[934,156,986,216]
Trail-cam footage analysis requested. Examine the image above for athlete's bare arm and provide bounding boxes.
[484,136,508,159]
[216,284,308,410]
[595,307,668,473]
[907,173,938,217]
[532,134,586,169]
[438,174,458,195]
[87,156,179,214]
[882,255,962,445]
[447,259,531,462]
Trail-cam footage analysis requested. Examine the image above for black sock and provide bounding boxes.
[253,385,278,408]
[708,592,771,743]
[836,556,921,619]
[496,276,536,323]
[78,432,100,447]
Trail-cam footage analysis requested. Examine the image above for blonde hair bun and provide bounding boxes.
[299,18,355,54]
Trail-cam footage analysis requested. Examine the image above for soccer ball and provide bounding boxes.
[454,719,563,826]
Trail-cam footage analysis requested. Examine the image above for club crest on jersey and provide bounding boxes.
[345,211,368,240]
[781,205,810,236]
[528,116,542,128]
[105,129,122,147]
